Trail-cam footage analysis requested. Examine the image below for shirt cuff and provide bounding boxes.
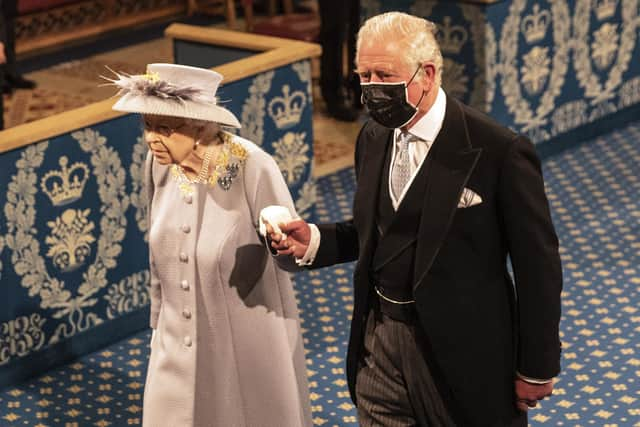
[517,372,553,384]
[295,223,320,266]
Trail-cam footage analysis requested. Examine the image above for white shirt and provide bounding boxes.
[297,87,447,266]
[389,87,446,210]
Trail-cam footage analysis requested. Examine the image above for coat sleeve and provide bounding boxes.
[145,152,162,329]
[499,135,562,380]
[311,121,370,268]
[244,148,302,272]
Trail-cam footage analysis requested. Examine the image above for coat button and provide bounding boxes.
[184,195,193,204]
[184,336,192,347]
[182,308,192,319]
[179,252,188,263]
[180,279,190,291]
[182,224,191,234]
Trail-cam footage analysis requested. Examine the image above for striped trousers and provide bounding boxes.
[355,305,456,427]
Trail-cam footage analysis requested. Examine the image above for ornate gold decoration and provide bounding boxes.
[16,0,183,43]
[573,0,637,105]
[0,236,4,281]
[462,3,498,112]
[0,314,46,366]
[40,156,90,207]
[436,16,469,55]
[618,76,640,108]
[551,100,589,135]
[129,137,150,242]
[441,58,469,100]
[16,1,107,40]
[272,132,310,185]
[170,132,248,195]
[295,178,318,220]
[595,0,618,20]
[521,46,551,95]
[4,128,130,347]
[105,271,150,320]
[292,61,313,98]
[592,23,620,70]
[241,71,275,146]
[437,16,469,55]
[521,4,551,44]
[499,0,570,136]
[112,0,183,17]
[45,209,96,273]
[268,85,307,129]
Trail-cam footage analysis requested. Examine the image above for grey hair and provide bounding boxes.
[356,12,443,85]
[185,118,221,138]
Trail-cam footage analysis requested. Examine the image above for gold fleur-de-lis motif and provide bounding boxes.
[591,23,619,70]
[441,58,469,100]
[272,132,310,185]
[45,209,96,273]
[521,46,551,95]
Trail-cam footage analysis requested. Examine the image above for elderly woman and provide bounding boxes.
[109,63,312,426]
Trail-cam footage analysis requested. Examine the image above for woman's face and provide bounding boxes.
[142,115,199,165]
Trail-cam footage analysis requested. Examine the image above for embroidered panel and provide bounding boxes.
[361,0,640,145]
[0,115,150,384]
[0,59,316,386]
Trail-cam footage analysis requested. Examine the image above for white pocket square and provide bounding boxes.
[458,188,482,208]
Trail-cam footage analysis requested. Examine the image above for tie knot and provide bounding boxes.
[398,131,417,148]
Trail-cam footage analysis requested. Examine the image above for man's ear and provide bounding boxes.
[421,62,436,91]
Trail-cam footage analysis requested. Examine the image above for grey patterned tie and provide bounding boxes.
[391,131,413,200]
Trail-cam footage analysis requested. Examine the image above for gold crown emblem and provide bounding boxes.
[41,156,90,206]
[595,0,617,20]
[268,85,306,129]
[521,4,551,44]
[437,17,468,55]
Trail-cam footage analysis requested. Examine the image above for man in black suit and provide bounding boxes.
[1,0,36,93]
[268,11,562,427]
[318,0,360,121]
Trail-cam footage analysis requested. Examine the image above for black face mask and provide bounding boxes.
[360,67,425,129]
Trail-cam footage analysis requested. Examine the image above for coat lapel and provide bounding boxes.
[413,97,482,290]
[371,153,430,271]
[353,123,393,271]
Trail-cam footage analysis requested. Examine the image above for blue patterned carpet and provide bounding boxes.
[1,122,640,426]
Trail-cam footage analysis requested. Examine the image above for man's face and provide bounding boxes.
[355,39,429,110]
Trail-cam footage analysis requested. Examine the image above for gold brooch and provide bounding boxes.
[171,132,248,196]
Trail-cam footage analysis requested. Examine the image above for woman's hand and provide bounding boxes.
[266,219,311,259]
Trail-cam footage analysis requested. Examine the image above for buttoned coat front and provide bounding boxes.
[142,135,312,427]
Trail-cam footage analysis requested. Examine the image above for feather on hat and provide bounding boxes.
[106,63,241,128]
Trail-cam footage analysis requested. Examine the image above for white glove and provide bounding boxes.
[259,205,293,240]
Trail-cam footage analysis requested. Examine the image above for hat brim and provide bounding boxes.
[112,94,241,128]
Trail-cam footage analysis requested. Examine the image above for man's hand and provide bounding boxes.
[0,42,6,64]
[515,378,553,412]
[266,219,311,258]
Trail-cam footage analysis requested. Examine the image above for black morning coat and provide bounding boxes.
[312,96,563,426]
